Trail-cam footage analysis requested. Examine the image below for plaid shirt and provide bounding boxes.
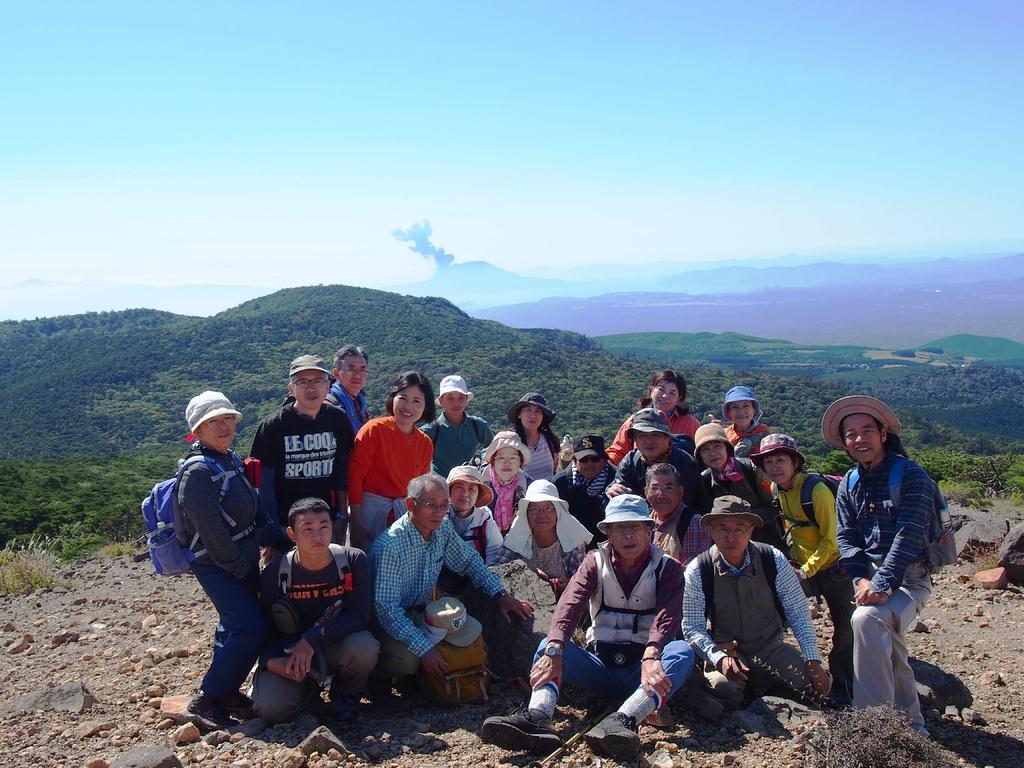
[835,450,932,593]
[370,514,503,657]
[653,503,712,566]
[682,544,822,668]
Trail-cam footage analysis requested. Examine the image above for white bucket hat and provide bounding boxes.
[484,430,532,466]
[437,374,473,405]
[185,391,241,433]
[502,480,592,558]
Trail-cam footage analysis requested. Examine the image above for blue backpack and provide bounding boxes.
[845,456,956,570]
[141,453,251,576]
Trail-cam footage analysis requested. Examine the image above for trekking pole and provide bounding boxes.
[526,706,615,768]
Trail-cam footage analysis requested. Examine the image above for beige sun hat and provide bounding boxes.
[185,391,242,433]
[820,395,901,450]
[483,430,532,466]
[422,596,481,647]
[445,465,494,508]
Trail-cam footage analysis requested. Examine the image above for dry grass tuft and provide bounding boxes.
[809,706,955,768]
[0,538,68,595]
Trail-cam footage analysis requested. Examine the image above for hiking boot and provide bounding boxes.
[481,703,562,755]
[584,711,640,759]
[185,692,235,732]
[366,674,396,706]
[329,681,361,723]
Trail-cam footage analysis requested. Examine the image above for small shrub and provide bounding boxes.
[809,706,955,768]
[0,538,67,596]
[96,540,138,558]
[939,480,991,509]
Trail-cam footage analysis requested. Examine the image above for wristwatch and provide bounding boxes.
[544,643,563,658]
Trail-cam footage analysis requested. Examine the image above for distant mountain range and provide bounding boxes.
[475,274,1024,347]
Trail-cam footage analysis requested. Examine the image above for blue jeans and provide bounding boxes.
[192,562,267,698]
[535,638,694,703]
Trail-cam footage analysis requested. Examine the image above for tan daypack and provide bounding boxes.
[416,635,490,704]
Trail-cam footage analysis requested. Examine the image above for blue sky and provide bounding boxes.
[2,2,1021,290]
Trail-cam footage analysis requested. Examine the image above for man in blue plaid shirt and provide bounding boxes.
[369,473,533,686]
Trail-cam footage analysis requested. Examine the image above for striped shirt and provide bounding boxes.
[682,544,822,668]
[369,514,503,657]
[835,451,932,593]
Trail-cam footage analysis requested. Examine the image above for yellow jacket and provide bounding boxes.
[773,473,840,577]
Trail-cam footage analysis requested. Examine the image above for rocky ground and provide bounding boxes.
[2,502,1023,768]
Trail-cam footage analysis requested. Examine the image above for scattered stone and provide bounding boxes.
[963,708,987,725]
[142,614,160,628]
[0,681,96,714]
[648,748,674,768]
[299,726,349,757]
[908,658,973,710]
[363,743,383,762]
[729,708,767,734]
[911,620,930,633]
[51,629,80,647]
[173,722,201,745]
[723,755,737,765]
[228,717,267,738]
[943,705,960,719]
[974,567,1008,590]
[1,621,16,631]
[159,694,191,723]
[6,635,32,654]
[146,684,165,698]
[204,729,231,746]
[978,670,1005,687]
[77,721,115,738]
[86,758,109,768]
[110,745,183,768]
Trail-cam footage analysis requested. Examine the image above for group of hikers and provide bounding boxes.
[168,344,946,760]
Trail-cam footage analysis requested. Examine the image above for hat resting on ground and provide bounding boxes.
[506,393,556,425]
[186,391,242,433]
[820,395,901,450]
[699,495,764,529]
[572,434,606,460]
[749,433,805,470]
[628,408,672,438]
[437,374,473,405]
[445,464,494,508]
[289,354,330,377]
[721,385,762,425]
[694,423,733,454]
[502,480,593,557]
[422,596,481,647]
[597,493,656,534]
[484,430,532,466]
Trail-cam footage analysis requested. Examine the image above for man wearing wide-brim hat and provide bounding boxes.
[820,395,937,736]
[681,495,830,710]
[482,494,696,761]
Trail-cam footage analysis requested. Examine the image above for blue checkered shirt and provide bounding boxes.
[370,514,503,657]
[682,544,823,668]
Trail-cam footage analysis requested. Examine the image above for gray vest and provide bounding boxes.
[709,545,784,654]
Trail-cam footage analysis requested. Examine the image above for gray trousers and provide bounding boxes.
[252,630,380,724]
[704,635,808,708]
[850,562,931,732]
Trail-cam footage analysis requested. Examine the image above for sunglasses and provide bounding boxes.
[577,455,602,464]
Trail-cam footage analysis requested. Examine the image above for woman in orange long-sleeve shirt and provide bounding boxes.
[606,370,700,464]
[348,371,435,549]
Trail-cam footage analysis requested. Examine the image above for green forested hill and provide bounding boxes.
[1,284,1020,552]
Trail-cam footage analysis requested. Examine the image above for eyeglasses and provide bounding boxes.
[340,366,368,374]
[413,497,450,513]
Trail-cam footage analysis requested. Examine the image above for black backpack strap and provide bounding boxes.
[751,542,786,627]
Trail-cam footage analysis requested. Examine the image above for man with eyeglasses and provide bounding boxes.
[326,344,371,436]
[250,355,356,545]
[645,463,711,566]
[369,473,533,693]
[552,434,613,544]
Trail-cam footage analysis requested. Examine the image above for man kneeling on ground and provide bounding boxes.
[369,473,533,693]
[253,497,379,723]
[482,494,695,761]
[681,495,831,709]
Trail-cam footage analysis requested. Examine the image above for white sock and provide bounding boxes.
[528,683,558,718]
[618,686,659,722]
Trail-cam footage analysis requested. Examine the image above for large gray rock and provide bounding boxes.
[459,561,558,680]
[956,515,1008,554]
[0,681,95,714]
[996,521,1024,583]
[110,745,182,768]
[909,657,973,710]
